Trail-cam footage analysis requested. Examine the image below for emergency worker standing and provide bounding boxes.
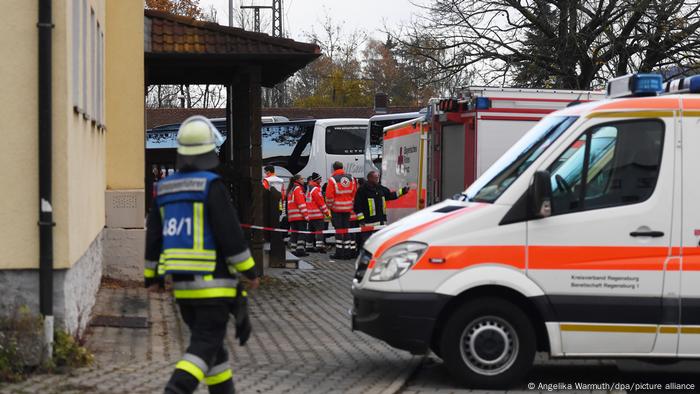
[262,165,285,218]
[262,165,284,193]
[286,175,309,257]
[145,116,259,394]
[305,173,331,253]
[354,170,410,250]
[326,162,357,260]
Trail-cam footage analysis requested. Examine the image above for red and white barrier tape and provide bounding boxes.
[240,223,385,235]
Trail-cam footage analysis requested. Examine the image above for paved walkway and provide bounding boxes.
[0,255,418,394]
[5,253,699,394]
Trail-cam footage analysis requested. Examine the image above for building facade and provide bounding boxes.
[0,0,144,335]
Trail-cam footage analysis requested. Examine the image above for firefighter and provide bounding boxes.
[354,170,410,250]
[305,173,331,253]
[145,115,259,394]
[326,161,357,260]
[286,175,309,257]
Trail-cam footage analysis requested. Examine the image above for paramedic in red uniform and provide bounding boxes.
[286,175,309,257]
[326,162,357,260]
[305,173,331,253]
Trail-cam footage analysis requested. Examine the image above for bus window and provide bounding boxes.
[326,125,366,155]
[262,122,315,175]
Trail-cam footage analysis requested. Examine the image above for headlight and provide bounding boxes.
[370,242,427,282]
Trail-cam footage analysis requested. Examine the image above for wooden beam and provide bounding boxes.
[231,68,264,275]
[248,68,264,275]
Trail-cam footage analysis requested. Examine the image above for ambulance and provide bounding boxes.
[351,73,700,388]
[381,89,606,224]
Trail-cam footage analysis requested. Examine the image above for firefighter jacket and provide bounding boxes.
[145,170,257,302]
[354,182,406,224]
[286,182,309,222]
[306,182,330,220]
[326,169,357,213]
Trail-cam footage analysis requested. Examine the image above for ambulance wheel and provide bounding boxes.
[440,298,535,389]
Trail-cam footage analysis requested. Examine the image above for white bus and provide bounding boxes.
[146,117,373,186]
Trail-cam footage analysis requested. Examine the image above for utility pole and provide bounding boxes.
[240,0,283,36]
[228,0,234,27]
[272,0,282,37]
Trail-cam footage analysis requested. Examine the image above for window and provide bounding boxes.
[467,116,578,202]
[261,122,315,175]
[97,27,104,124]
[547,119,664,215]
[82,0,88,112]
[90,9,96,120]
[325,125,366,155]
[71,0,80,108]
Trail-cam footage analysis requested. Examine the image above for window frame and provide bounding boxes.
[90,8,96,123]
[545,118,666,217]
[81,0,88,115]
[71,0,81,110]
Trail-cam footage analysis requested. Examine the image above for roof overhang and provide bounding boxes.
[144,9,321,87]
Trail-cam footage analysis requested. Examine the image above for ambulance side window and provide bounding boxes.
[547,119,664,215]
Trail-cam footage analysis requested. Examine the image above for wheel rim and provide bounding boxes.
[459,315,519,376]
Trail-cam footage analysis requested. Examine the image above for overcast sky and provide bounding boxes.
[198,0,423,41]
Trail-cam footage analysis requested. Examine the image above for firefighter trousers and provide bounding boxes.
[331,212,351,259]
[165,302,235,394]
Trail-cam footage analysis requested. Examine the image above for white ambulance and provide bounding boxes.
[352,73,700,388]
[381,89,606,224]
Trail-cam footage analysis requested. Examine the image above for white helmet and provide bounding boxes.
[176,115,223,156]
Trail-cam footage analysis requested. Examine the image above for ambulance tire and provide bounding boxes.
[440,297,535,389]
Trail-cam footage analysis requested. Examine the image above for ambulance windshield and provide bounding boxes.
[464,116,578,203]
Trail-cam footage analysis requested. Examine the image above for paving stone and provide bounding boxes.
[0,254,417,394]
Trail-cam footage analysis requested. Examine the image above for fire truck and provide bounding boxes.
[381,88,605,222]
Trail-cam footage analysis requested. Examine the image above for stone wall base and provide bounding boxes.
[0,230,104,337]
[102,228,145,282]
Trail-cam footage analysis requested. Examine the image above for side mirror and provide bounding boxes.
[529,171,552,219]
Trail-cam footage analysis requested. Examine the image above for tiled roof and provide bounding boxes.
[146,107,422,129]
[145,9,320,56]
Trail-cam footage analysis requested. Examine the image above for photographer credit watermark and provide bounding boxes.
[527,382,695,391]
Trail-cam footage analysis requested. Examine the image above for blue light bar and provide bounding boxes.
[606,73,663,99]
[475,97,491,110]
[664,75,700,94]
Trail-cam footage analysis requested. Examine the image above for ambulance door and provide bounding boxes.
[527,116,674,355]
[679,100,700,356]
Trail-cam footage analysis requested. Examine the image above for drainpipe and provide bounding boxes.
[38,0,54,360]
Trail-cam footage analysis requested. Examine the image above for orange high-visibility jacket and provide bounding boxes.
[326,169,357,213]
[307,183,330,220]
[287,183,309,222]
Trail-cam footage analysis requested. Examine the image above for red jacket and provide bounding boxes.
[286,183,309,222]
[326,169,357,213]
[306,182,330,220]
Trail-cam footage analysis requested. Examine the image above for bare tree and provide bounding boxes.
[391,0,700,90]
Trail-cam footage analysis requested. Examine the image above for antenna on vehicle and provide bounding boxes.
[566,93,584,107]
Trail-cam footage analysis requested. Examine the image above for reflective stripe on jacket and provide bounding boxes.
[326,169,357,213]
[155,171,219,275]
[353,183,402,223]
[287,184,309,222]
[307,184,330,220]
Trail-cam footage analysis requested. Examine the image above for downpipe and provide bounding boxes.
[38,0,55,361]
